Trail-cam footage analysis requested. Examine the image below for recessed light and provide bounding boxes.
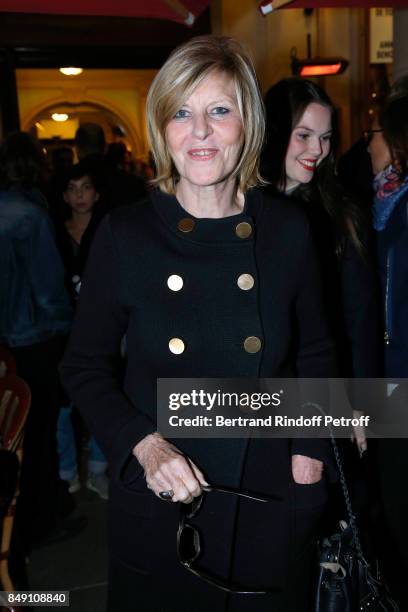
[59,67,83,76]
[52,113,69,122]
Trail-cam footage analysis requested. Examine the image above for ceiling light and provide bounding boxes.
[52,113,69,122]
[59,67,83,76]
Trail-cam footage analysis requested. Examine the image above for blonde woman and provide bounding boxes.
[62,36,335,611]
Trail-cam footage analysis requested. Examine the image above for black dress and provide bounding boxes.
[61,187,336,612]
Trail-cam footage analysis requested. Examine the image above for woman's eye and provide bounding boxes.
[210,107,230,116]
[173,109,190,120]
[297,133,310,141]
[321,135,331,142]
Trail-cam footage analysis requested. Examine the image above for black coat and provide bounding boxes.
[61,188,336,611]
[275,191,380,379]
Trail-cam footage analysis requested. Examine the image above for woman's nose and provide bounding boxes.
[309,137,323,156]
[192,113,212,139]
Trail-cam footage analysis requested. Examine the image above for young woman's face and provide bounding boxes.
[63,175,99,215]
[284,102,332,192]
[165,71,244,190]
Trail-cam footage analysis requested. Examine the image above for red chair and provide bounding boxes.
[0,376,31,595]
[0,348,16,380]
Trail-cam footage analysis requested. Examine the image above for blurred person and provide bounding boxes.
[54,163,109,500]
[337,75,408,212]
[105,141,127,171]
[389,73,408,100]
[51,145,74,174]
[75,123,146,209]
[132,156,154,180]
[338,137,375,211]
[105,141,147,202]
[61,36,336,612]
[0,132,73,575]
[75,123,146,208]
[367,94,408,608]
[75,122,106,161]
[45,146,75,225]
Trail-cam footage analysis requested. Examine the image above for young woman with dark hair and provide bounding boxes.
[261,80,381,547]
[54,163,110,500]
[262,77,379,388]
[54,162,106,298]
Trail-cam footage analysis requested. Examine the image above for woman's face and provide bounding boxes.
[63,175,99,215]
[165,71,244,190]
[367,118,391,175]
[284,102,332,192]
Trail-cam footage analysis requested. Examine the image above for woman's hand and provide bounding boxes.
[133,432,208,503]
[292,454,323,484]
[350,410,367,456]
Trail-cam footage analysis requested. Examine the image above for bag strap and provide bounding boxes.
[329,433,367,562]
[302,400,366,561]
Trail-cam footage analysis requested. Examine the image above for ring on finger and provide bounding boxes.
[159,489,174,501]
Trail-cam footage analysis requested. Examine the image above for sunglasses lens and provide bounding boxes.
[179,524,200,563]
[186,495,204,519]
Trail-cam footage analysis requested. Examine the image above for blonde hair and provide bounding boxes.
[147,35,265,194]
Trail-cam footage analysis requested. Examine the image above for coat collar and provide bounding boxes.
[151,187,263,245]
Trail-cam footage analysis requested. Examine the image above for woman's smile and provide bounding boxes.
[297,158,317,172]
[187,147,219,160]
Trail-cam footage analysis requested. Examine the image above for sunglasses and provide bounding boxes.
[362,128,383,144]
[177,485,282,595]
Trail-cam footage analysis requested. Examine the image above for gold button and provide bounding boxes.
[167,275,183,292]
[178,218,195,233]
[237,273,254,291]
[169,338,185,355]
[244,336,262,354]
[235,222,252,239]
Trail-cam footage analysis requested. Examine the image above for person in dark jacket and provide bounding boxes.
[0,132,72,576]
[368,93,408,608]
[61,36,336,612]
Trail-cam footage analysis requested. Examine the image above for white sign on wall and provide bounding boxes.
[370,7,393,64]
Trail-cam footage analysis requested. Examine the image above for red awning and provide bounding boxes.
[287,0,407,5]
[0,0,210,24]
[260,0,408,12]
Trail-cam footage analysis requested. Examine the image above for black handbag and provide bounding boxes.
[314,436,399,612]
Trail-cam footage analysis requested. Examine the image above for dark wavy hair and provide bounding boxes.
[261,77,362,255]
[0,132,47,190]
[60,161,101,194]
[380,94,408,178]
